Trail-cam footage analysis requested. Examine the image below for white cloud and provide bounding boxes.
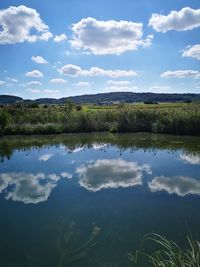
[180,153,200,165]
[26,81,42,86]
[65,50,70,56]
[60,172,72,179]
[0,5,52,44]
[76,159,151,192]
[102,85,139,92]
[58,64,82,76]
[26,89,59,94]
[26,88,41,93]
[58,64,138,78]
[92,143,107,150]
[149,7,200,33]
[32,56,48,64]
[149,175,200,197]
[25,70,44,77]
[161,70,200,78]
[0,172,59,204]
[0,80,6,86]
[6,77,18,82]
[43,89,59,94]
[70,17,153,55]
[75,81,90,87]
[106,80,131,86]
[54,34,67,42]
[182,44,200,60]
[69,147,84,153]
[50,78,67,84]
[39,154,54,161]
[149,86,170,92]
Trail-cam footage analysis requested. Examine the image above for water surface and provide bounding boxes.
[0,133,200,267]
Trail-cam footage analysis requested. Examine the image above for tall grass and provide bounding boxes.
[129,233,200,267]
[0,103,200,135]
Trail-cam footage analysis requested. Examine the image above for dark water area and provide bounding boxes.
[0,133,200,267]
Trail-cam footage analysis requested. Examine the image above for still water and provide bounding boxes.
[0,133,200,267]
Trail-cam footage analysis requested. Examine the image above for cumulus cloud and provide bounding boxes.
[76,159,151,192]
[102,85,139,92]
[25,70,44,77]
[75,81,90,87]
[60,172,72,179]
[26,88,41,93]
[0,80,6,86]
[54,34,67,42]
[148,86,171,92]
[43,89,59,94]
[58,64,138,78]
[149,7,200,33]
[180,153,200,165]
[0,172,73,204]
[32,56,48,64]
[69,147,85,153]
[50,78,67,84]
[182,44,200,60]
[160,70,200,78]
[0,5,52,44]
[0,172,60,204]
[92,143,107,150]
[149,175,200,197]
[26,88,59,94]
[70,17,153,55]
[106,80,131,86]
[26,81,42,86]
[6,77,18,82]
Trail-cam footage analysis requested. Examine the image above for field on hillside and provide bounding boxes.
[0,102,200,136]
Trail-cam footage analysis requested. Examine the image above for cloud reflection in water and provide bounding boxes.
[0,172,71,204]
[76,159,151,192]
[180,153,200,165]
[149,175,200,196]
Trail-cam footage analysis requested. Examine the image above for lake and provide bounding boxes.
[0,132,200,267]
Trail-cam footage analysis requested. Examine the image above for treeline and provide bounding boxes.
[0,102,200,136]
[1,92,200,105]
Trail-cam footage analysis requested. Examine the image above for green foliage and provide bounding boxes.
[129,233,200,267]
[0,110,10,133]
[28,103,39,108]
[76,105,82,111]
[64,100,75,113]
[0,102,200,135]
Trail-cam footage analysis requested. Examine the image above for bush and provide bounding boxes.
[0,110,10,132]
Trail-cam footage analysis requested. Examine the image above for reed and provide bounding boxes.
[129,233,200,267]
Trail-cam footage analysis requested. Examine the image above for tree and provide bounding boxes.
[64,100,75,113]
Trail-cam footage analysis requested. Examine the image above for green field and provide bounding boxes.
[0,102,200,136]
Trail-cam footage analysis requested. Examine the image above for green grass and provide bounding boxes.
[0,102,200,136]
[129,233,200,267]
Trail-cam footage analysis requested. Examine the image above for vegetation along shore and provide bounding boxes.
[0,100,200,136]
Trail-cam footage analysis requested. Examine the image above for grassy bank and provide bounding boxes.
[0,102,200,136]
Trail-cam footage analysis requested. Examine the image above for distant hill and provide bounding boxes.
[0,95,23,104]
[0,92,200,105]
[59,92,200,104]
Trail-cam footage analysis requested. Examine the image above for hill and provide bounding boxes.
[0,95,23,104]
[0,92,200,104]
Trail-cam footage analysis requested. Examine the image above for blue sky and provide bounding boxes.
[0,0,199,99]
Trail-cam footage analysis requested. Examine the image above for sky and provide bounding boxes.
[0,0,199,99]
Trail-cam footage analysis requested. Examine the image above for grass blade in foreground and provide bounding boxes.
[129,233,200,267]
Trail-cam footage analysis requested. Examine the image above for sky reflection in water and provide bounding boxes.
[0,133,200,266]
